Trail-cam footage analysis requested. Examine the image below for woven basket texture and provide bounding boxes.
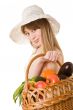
[22,78,73,110]
[22,54,73,110]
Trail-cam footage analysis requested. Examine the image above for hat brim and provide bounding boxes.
[10,14,60,44]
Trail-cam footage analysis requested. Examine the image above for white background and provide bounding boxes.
[0,0,73,110]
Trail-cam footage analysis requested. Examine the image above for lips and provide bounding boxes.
[34,39,39,43]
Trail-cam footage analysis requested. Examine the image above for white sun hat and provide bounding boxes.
[10,5,60,44]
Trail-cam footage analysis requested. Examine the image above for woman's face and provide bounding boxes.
[24,27,43,48]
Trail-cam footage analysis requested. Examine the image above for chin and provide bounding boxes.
[33,44,41,49]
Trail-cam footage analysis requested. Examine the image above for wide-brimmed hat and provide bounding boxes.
[10,5,60,44]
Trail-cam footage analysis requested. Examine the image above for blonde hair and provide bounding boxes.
[21,18,62,54]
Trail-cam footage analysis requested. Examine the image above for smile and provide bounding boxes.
[34,39,39,43]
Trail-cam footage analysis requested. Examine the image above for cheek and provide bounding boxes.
[36,29,41,37]
[36,32,42,40]
[39,34,42,43]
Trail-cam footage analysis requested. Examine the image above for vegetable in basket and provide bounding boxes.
[58,62,73,80]
[41,69,60,84]
[34,81,47,88]
[13,76,46,105]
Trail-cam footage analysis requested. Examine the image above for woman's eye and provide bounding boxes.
[32,29,36,32]
[25,33,29,36]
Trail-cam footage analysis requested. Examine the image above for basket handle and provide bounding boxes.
[24,53,62,92]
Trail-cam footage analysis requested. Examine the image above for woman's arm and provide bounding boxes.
[28,50,64,78]
[41,50,64,74]
[28,57,46,79]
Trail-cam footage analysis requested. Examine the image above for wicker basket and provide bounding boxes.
[22,54,73,110]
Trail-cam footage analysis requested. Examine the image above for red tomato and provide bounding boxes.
[35,81,47,88]
[46,74,60,84]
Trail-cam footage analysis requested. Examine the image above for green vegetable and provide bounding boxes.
[13,81,24,105]
[19,94,23,105]
[30,76,46,82]
[13,76,46,105]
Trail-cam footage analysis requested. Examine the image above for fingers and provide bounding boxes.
[52,51,58,61]
[44,51,60,62]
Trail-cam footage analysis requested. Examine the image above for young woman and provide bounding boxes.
[10,5,64,79]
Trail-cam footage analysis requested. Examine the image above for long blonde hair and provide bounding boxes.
[21,18,62,54]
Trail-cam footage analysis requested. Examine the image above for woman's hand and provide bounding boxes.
[44,51,61,62]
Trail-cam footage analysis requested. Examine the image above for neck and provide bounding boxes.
[35,46,44,54]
